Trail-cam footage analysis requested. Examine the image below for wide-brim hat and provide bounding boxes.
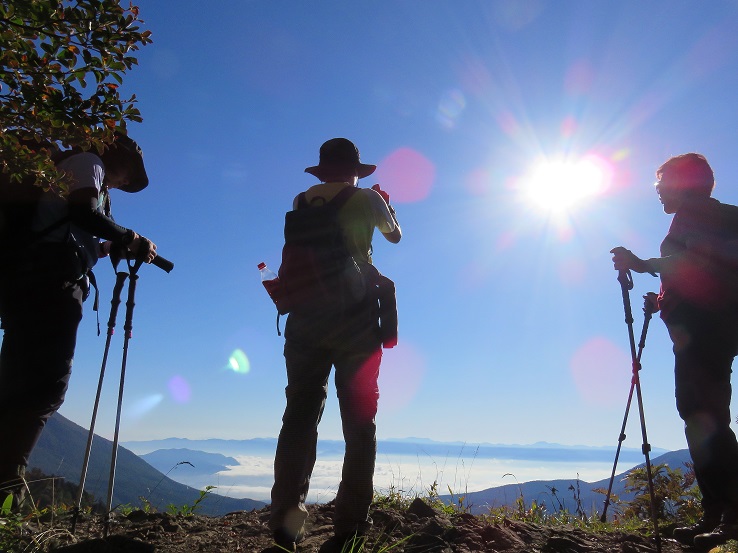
[108,132,149,193]
[305,138,376,180]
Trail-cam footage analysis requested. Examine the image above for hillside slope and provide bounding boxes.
[28,413,265,516]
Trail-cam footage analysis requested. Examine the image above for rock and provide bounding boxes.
[407,497,438,519]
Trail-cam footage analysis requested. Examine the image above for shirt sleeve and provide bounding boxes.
[61,152,130,241]
[364,188,396,234]
[59,152,105,194]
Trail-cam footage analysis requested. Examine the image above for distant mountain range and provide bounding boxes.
[123,436,664,466]
[442,449,692,516]
[28,414,266,516]
[30,414,690,520]
[139,449,239,476]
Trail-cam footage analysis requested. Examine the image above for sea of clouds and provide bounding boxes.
[143,450,624,503]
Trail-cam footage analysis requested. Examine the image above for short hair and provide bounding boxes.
[656,153,714,196]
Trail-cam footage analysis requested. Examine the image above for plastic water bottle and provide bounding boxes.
[258,262,281,303]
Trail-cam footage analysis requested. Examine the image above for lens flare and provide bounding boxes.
[465,167,490,196]
[564,60,594,96]
[377,343,426,413]
[126,394,164,420]
[436,89,466,129]
[570,337,630,406]
[226,349,251,374]
[560,116,578,138]
[374,147,435,204]
[168,375,192,403]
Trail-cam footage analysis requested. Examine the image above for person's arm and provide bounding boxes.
[67,187,130,242]
[67,187,156,261]
[371,184,401,243]
[383,205,402,243]
[610,247,663,275]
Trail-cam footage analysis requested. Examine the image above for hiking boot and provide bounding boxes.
[673,513,722,546]
[693,521,738,550]
[0,465,26,512]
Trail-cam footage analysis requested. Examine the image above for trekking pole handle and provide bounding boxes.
[151,254,174,273]
[617,269,634,291]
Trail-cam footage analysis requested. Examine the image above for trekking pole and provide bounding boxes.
[71,254,128,534]
[600,289,655,521]
[601,270,661,553]
[103,246,173,536]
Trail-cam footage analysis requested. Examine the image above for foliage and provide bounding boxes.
[0,462,712,551]
[714,540,738,553]
[372,483,413,511]
[166,485,216,516]
[615,462,701,523]
[0,0,151,188]
[483,464,702,537]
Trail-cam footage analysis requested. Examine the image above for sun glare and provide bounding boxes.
[521,155,610,213]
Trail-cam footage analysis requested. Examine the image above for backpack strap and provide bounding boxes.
[296,192,310,209]
[296,186,359,210]
[328,185,358,208]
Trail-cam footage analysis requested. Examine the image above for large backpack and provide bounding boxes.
[0,173,46,259]
[0,149,81,278]
[277,186,367,315]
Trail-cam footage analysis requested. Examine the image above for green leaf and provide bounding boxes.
[0,0,152,190]
[1,492,12,515]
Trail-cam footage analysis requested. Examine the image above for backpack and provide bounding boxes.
[0,173,47,259]
[0,149,81,278]
[276,186,367,315]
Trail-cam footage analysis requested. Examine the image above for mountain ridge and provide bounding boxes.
[27,413,265,516]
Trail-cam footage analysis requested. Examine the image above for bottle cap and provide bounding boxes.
[257,262,266,270]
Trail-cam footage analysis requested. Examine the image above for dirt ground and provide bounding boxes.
[33,500,690,553]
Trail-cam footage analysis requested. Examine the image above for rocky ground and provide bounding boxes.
[9,499,695,553]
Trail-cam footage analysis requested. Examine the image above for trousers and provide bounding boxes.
[0,274,84,479]
[270,300,382,538]
[666,304,738,516]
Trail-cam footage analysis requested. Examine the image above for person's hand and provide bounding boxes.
[610,246,650,274]
[643,292,660,314]
[128,233,158,263]
[372,183,390,205]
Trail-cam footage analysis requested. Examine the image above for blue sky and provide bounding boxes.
[59,0,738,453]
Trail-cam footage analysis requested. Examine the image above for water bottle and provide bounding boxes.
[258,262,281,305]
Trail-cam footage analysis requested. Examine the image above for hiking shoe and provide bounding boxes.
[693,521,738,550]
[673,513,722,546]
[0,465,27,513]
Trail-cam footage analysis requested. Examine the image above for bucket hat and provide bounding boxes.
[105,132,149,193]
[305,138,376,179]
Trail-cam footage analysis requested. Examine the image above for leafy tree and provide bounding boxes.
[620,462,702,523]
[0,0,152,189]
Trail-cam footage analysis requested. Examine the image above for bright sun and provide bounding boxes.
[521,155,611,213]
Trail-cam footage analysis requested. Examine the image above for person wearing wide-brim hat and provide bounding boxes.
[267,138,401,553]
[0,130,160,509]
[304,137,378,181]
[99,131,150,193]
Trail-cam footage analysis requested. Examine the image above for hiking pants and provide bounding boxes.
[270,309,382,539]
[0,275,84,480]
[666,305,738,517]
